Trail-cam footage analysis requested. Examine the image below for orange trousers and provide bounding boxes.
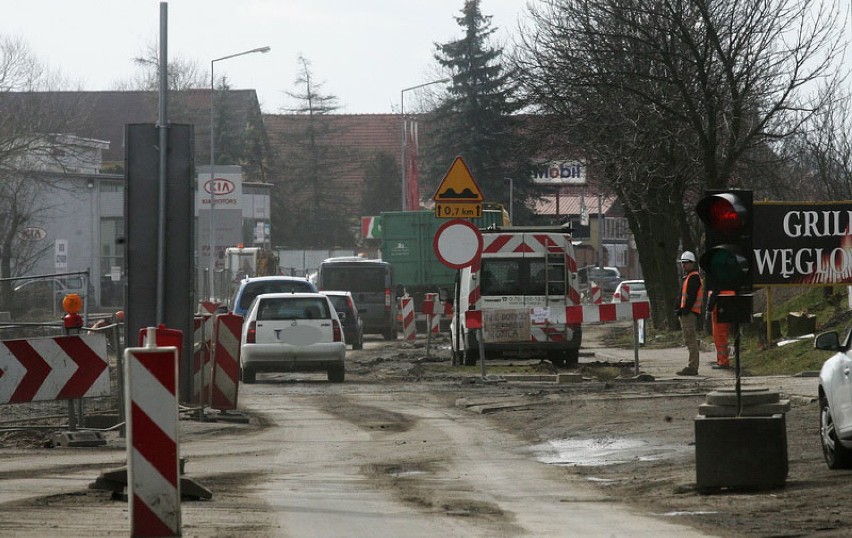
[711,308,730,366]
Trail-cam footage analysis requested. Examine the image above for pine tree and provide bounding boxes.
[273,56,356,248]
[361,152,402,216]
[423,0,526,217]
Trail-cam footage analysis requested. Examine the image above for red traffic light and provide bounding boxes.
[696,193,748,234]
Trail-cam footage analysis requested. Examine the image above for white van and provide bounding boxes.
[448,226,583,367]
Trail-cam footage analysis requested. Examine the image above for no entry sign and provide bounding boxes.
[433,218,482,269]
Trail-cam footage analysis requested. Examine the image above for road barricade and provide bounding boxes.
[212,313,242,411]
[401,296,416,341]
[0,333,110,405]
[124,328,181,536]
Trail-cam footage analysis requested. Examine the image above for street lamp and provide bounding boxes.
[208,45,270,301]
[504,177,514,224]
[400,78,449,211]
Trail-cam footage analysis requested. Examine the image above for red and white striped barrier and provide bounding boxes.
[401,296,416,341]
[616,283,630,303]
[566,301,650,324]
[212,314,241,411]
[124,330,181,536]
[0,334,109,405]
[590,285,602,304]
[193,315,213,406]
[423,293,440,334]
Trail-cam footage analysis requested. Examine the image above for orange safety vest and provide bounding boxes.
[680,270,703,314]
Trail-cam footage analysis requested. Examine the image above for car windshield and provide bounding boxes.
[239,280,314,311]
[322,266,386,292]
[256,297,330,320]
[627,282,645,291]
[325,295,348,311]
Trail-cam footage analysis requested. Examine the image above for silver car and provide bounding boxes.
[816,328,852,468]
[240,292,346,383]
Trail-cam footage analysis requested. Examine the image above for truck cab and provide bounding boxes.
[449,226,582,367]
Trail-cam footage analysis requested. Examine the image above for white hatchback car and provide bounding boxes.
[611,280,648,302]
[240,292,346,383]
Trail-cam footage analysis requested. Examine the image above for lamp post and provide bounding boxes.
[400,78,449,211]
[208,45,270,301]
[504,177,514,224]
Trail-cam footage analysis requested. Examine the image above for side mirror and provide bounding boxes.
[395,284,405,298]
[815,331,841,351]
[336,310,347,321]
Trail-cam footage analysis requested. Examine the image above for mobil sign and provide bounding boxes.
[531,159,586,186]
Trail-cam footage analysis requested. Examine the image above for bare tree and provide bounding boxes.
[112,42,207,91]
[513,0,845,329]
[0,36,86,310]
[779,85,852,200]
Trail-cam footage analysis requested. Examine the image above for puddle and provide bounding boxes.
[530,437,687,466]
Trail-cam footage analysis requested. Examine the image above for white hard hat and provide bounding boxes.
[679,251,696,262]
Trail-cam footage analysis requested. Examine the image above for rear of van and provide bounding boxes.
[316,258,398,340]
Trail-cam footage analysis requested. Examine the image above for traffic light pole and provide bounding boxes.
[734,322,742,416]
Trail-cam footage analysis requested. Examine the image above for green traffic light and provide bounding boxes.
[702,246,749,288]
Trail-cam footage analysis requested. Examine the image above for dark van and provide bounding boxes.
[316,257,398,340]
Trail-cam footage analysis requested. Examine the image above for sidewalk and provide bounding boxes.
[588,341,819,403]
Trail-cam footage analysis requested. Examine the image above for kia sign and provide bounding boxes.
[196,167,243,211]
[204,177,235,195]
[433,219,482,269]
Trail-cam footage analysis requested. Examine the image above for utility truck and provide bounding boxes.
[446,226,582,367]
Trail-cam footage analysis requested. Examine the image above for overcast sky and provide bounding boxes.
[1,0,528,114]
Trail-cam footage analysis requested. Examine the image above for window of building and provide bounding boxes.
[100,217,124,307]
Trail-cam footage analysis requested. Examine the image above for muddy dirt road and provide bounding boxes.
[0,326,845,537]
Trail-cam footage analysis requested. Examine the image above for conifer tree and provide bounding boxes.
[423,0,527,218]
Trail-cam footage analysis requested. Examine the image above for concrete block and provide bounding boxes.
[50,431,107,447]
[556,373,583,384]
[698,400,791,417]
[695,414,787,492]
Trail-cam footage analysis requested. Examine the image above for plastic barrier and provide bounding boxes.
[401,296,416,341]
[211,314,242,411]
[124,329,181,536]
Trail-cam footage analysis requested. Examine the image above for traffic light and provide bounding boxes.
[696,189,753,323]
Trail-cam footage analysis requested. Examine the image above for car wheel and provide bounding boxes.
[241,367,256,384]
[820,396,852,469]
[383,328,397,340]
[565,348,580,367]
[549,351,567,369]
[328,363,345,383]
[353,332,363,350]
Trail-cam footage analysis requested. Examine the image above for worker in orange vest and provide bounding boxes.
[675,251,703,376]
[706,290,734,369]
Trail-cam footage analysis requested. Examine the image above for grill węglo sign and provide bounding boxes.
[753,201,852,286]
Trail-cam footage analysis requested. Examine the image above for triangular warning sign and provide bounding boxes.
[433,157,484,202]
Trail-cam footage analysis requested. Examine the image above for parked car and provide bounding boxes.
[321,291,364,350]
[228,275,317,317]
[12,276,88,315]
[578,266,622,295]
[611,280,647,303]
[240,292,346,383]
[815,329,852,468]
